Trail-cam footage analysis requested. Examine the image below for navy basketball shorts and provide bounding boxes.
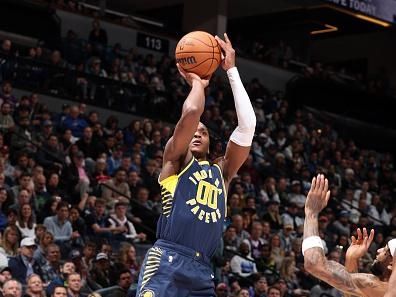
[135,239,215,297]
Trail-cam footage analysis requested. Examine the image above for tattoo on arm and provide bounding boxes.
[303,213,319,239]
[306,248,380,296]
[344,258,359,297]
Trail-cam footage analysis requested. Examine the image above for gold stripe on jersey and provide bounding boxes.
[159,175,178,217]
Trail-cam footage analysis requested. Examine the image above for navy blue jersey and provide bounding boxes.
[156,158,227,258]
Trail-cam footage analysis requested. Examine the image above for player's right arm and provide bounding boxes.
[303,175,386,297]
[162,64,209,177]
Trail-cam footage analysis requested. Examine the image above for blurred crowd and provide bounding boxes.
[0,16,394,297]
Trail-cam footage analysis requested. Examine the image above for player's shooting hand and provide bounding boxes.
[305,174,330,216]
[346,228,374,260]
[177,63,209,88]
[215,33,235,71]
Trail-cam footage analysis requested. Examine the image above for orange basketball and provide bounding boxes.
[175,31,222,78]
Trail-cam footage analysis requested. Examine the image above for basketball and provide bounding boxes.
[175,31,222,78]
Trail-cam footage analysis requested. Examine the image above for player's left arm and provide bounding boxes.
[215,33,256,183]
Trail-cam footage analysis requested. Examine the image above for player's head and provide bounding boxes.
[189,122,210,159]
[370,239,395,277]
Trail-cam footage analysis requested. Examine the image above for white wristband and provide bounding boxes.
[302,236,324,256]
[388,239,396,257]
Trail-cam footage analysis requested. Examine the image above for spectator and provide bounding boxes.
[69,207,85,248]
[131,186,160,227]
[46,261,76,296]
[0,187,9,231]
[230,242,257,278]
[101,168,130,208]
[76,126,101,161]
[278,223,296,253]
[85,198,116,240]
[269,234,284,270]
[287,180,306,208]
[268,286,282,297]
[106,202,146,248]
[331,210,351,237]
[8,237,42,285]
[43,202,73,248]
[262,200,282,230]
[25,274,46,297]
[33,231,54,266]
[92,157,110,186]
[0,266,12,283]
[16,203,36,239]
[115,242,140,281]
[51,286,67,297]
[246,221,267,260]
[80,242,96,276]
[62,106,88,138]
[40,243,62,283]
[10,172,32,202]
[62,151,91,204]
[223,225,240,259]
[236,288,250,297]
[36,134,64,174]
[89,20,108,48]
[0,102,15,133]
[251,275,268,297]
[2,279,22,297]
[0,225,20,257]
[96,269,133,297]
[10,189,32,211]
[281,202,303,230]
[215,282,229,297]
[127,170,143,198]
[66,272,83,297]
[231,214,250,243]
[0,81,17,107]
[10,117,37,154]
[90,252,112,288]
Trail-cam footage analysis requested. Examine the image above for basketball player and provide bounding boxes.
[135,33,256,297]
[303,174,394,297]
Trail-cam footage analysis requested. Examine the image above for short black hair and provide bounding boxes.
[117,268,131,280]
[51,285,67,296]
[56,201,69,211]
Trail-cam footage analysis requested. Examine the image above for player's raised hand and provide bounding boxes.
[305,174,331,216]
[215,33,235,71]
[346,228,375,261]
[177,63,209,88]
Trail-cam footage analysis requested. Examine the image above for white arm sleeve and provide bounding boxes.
[227,67,256,147]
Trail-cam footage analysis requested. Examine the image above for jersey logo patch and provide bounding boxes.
[186,169,223,224]
[139,289,155,297]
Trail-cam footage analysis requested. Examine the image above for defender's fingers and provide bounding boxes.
[357,228,362,240]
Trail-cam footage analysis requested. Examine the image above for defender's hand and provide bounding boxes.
[346,228,374,260]
[305,174,330,216]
